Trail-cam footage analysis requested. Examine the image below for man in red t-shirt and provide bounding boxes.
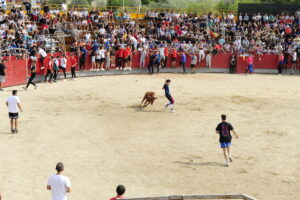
[171,48,177,68]
[110,185,125,200]
[44,56,54,83]
[123,45,131,71]
[118,47,124,70]
[70,53,77,79]
[164,45,169,68]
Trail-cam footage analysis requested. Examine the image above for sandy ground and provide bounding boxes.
[0,73,299,200]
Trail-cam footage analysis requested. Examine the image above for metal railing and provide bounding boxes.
[123,194,257,200]
[4,3,237,15]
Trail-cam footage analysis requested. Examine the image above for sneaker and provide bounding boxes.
[170,109,175,113]
[35,85,38,90]
[0,88,3,91]
[229,157,233,163]
[15,129,18,133]
[164,104,169,109]
[11,129,15,134]
[23,87,27,90]
[128,67,132,71]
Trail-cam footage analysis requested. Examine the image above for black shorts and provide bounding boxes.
[96,59,101,63]
[123,58,128,63]
[9,112,19,119]
[191,64,196,68]
[292,60,297,64]
[172,57,176,62]
[117,57,123,66]
[128,55,131,61]
[100,58,105,63]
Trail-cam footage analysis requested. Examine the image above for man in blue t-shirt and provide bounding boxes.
[181,52,187,73]
[162,79,175,112]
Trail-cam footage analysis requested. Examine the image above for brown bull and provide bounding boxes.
[140,91,157,107]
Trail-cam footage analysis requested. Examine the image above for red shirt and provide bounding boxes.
[171,49,177,58]
[164,47,169,57]
[124,47,131,58]
[110,195,123,200]
[118,49,124,58]
[71,56,77,66]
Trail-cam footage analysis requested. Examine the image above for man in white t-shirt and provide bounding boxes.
[59,55,67,80]
[38,47,47,69]
[47,162,71,200]
[6,90,23,133]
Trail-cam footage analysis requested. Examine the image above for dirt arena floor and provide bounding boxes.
[0,73,299,200]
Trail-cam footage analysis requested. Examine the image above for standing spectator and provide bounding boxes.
[139,47,147,69]
[198,47,205,64]
[171,48,177,68]
[6,90,23,134]
[229,53,236,73]
[45,57,54,83]
[123,45,131,71]
[23,60,37,90]
[291,50,297,74]
[0,57,6,91]
[99,46,106,71]
[245,54,254,74]
[53,56,60,82]
[148,51,155,75]
[38,47,47,69]
[205,50,212,72]
[180,52,186,73]
[163,45,169,68]
[110,185,126,200]
[283,50,289,73]
[79,46,87,71]
[190,53,197,74]
[62,1,67,12]
[278,52,284,74]
[105,49,111,70]
[43,0,49,14]
[23,0,31,15]
[59,55,67,80]
[47,162,71,200]
[154,50,160,73]
[215,114,238,167]
[70,53,77,79]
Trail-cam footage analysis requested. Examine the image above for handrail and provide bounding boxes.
[4,3,238,15]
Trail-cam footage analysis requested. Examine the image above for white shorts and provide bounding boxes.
[91,56,95,63]
[0,75,5,83]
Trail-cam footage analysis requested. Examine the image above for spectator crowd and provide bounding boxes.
[0,1,300,80]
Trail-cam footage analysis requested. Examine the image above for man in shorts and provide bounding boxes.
[215,114,238,167]
[6,90,23,133]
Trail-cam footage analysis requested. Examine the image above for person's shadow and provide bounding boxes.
[173,160,227,167]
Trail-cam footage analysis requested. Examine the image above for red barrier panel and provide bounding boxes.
[31,52,285,76]
[4,59,27,87]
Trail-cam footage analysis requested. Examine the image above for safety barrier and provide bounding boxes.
[3,52,293,88]
[32,53,286,76]
[3,59,27,87]
[123,194,257,200]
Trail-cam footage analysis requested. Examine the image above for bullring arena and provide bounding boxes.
[1,1,300,200]
[0,73,299,200]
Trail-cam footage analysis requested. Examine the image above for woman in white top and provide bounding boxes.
[291,51,298,74]
[59,55,67,80]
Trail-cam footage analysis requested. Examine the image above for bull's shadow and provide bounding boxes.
[128,105,164,113]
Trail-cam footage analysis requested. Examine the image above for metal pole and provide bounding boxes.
[123,0,124,11]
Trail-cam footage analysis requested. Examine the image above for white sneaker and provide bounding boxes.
[164,104,169,109]
[128,67,132,71]
[170,109,175,113]
[229,157,233,163]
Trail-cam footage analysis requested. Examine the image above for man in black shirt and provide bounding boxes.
[215,114,238,167]
[0,58,6,91]
[23,0,31,15]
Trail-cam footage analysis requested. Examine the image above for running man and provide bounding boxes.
[6,90,23,133]
[215,114,238,167]
[110,185,126,200]
[24,60,37,90]
[162,79,175,112]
